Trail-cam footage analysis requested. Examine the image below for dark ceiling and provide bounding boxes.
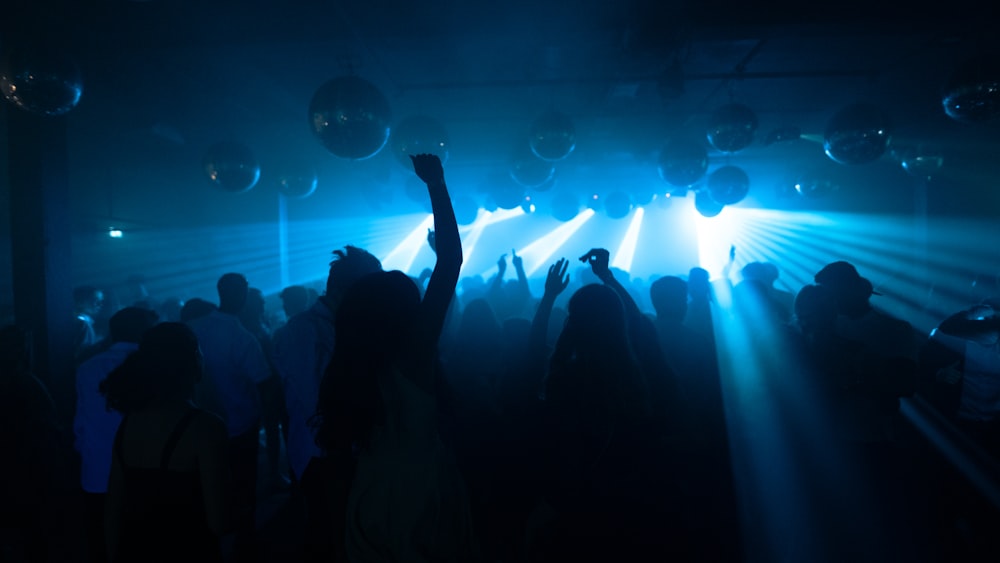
[3,0,999,233]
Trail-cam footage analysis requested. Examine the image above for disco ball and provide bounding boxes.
[657,138,709,187]
[529,110,577,161]
[793,172,839,199]
[203,142,260,193]
[452,194,479,226]
[706,103,758,153]
[0,48,83,116]
[942,56,1000,123]
[309,76,391,160]
[276,171,318,199]
[694,190,724,218]
[823,103,891,165]
[892,145,944,181]
[604,191,633,219]
[486,172,526,210]
[510,153,556,188]
[706,165,750,205]
[389,115,449,168]
[551,192,581,222]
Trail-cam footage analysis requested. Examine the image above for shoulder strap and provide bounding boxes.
[114,415,130,468]
[160,409,199,469]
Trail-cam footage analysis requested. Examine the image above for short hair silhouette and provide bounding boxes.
[326,246,383,300]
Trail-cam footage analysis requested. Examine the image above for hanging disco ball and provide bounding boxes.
[510,153,556,188]
[706,103,758,153]
[551,192,581,222]
[203,142,260,193]
[793,171,839,199]
[529,110,577,161]
[452,194,480,226]
[657,138,709,187]
[276,171,318,199]
[485,171,526,210]
[694,190,724,218]
[604,191,633,219]
[389,115,449,168]
[706,165,750,205]
[942,56,1000,123]
[0,47,83,116]
[823,103,891,165]
[309,76,391,160]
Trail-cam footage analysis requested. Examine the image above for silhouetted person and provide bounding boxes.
[73,285,105,361]
[101,323,232,563]
[180,298,217,323]
[273,246,382,562]
[75,307,159,563]
[314,154,479,562]
[278,285,310,323]
[1,325,73,562]
[188,273,271,560]
[685,267,715,347]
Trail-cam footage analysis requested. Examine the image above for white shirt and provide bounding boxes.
[273,300,335,480]
[189,310,271,437]
[74,341,137,493]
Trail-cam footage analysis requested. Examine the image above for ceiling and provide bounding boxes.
[2,0,999,232]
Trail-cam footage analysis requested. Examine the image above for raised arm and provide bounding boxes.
[412,154,463,349]
[579,248,643,337]
[530,258,569,358]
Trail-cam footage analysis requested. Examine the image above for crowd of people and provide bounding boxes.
[3,153,1000,562]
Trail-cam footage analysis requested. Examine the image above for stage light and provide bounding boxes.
[108,228,123,238]
[480,208,596,279]
[611,207,644,272]
[380,214,435,274]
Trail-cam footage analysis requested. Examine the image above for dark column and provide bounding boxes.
[6,104,76,419]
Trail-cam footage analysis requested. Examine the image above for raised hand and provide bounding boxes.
[511,248,523,270]
[579,248,611,282]
[410,153,444,185]
[427,229,437,253]
[544,258,570,298]
[497,253,508,277]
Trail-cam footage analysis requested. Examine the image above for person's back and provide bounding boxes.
[102,322,232,563]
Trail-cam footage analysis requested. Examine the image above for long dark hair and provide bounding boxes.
[100,322,202,414]
[313,271,421,453]
[546,284,647,422]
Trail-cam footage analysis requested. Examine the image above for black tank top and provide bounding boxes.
[113,409,222,563]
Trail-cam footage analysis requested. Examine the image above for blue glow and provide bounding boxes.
[380,214,435,273]
[480,208,596,279]
[108,228,123,238]
[611,207,644,272]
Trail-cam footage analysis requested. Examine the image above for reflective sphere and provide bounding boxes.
[551,192,580,222]
[452,194,479,226]
[823,103,891,165]
[657,139,709,187]
[604,191,633,219]
[203,142,260,193]
[403,176,432,212]
[277,172,318,199]
[706,166,750,205]
[707,103,758,153]
[793,172,839,199]
[942,56,1000,123]
[529,110,576,161]
[309,76,391,160]
[901,154,944,181]
[486,172,526,210]
[510,154,556,188]
[630,185,656,207]
[390,115,449,168]
[694,190,724,218]
[0,48,83,116]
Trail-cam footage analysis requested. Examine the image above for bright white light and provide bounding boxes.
[108,228,123,238]
[611,207,644,272]
[380,214,434,273]
[481,208,596,279]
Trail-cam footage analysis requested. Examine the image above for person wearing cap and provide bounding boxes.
[814,261,918,437]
